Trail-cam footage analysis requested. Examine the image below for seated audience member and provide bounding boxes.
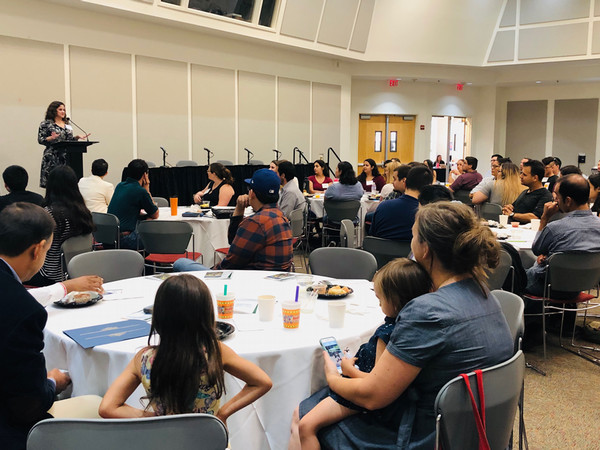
[448,158,465,183]
[269,160,279,172]
[290,202,513,449]
[27,166,94,287]
[193,162,235,207]
[108,159,158,250]
[502,159,553,224]
[525,174,600,298]
[589,172,600,214]
[308,159,333,194]
[541,156,559,194]
[434,154,445,168]
[100,275,271,423]
[29,275,104,307]
[0,203,92,449]
[379,160,401,200]
[449,156,482,192]
[325,161,363,201]
[471,161,525,206]
[174,169,293,272]
[357,158,385,192]
[382,163,410,201]
[78,158,114,213]
[423,159,437,183]
[0,165,44,213]
[418,184,454,205]
[369,165,433,241]
[560,165,582,176]
[277,160,306,217]
[519,157,530,171]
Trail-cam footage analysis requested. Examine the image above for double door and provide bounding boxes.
[358,114,415,167]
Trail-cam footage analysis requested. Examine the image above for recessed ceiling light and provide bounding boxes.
[466,82,472,85]
[535,80,542,84]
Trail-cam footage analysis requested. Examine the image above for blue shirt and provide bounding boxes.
[370,194,419,241]
[324,181,363,201]
[108,178,158,232]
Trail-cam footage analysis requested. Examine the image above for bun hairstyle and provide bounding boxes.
[209,162,234,185]
[415,202,500,292]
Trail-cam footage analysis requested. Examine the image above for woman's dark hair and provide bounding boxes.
[44,166,93,236]
[44,101,64,121]
[314,159,329,177]
[337,161,358,185]
[357,158,381,183]
[415,202,500,292]
[147,275,225,414]
[423,159,434,171]
[418,185,453,205]
[589,172,600,213]
[209,162,234,185]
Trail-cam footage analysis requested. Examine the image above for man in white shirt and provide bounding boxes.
[277,160,306,218]
[78,159,114,213]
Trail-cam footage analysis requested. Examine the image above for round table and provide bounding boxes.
[493,224,538,268]
[43,271,384,450]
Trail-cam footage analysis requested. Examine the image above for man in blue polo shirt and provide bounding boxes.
[107,159,158,249]
[369,165,433,241]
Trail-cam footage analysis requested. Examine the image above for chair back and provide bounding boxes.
[492,289,525,353]
[323,199,360,223]
[27,413,228,450]
[339,219,356,248]
[452,189,472,205]
[289,207,306,238]
[175,160,198,167]
[485,249,512,291]
[362,236,411,269]
[137,221,193,255]
[92,212,120,248]
[152,197,169,207]
[146,160,156,168]
[434,351,525,450]
[479,203,502,221]
[216,160,234,166]
[67,249,145,282]
[61,233,94,270]
[547,252,600,293]
[309,247,377,280]
[248,159,264,165]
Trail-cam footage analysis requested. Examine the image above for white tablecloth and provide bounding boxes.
[158,207,229,267]
[43,271,384,450]
[494,224,538,268]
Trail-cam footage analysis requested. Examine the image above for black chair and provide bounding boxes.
[322,199,360,247]
[92,212,120,249]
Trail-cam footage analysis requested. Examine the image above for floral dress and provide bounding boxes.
[38,120,74,188]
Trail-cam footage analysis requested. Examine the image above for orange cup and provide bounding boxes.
[170,196,178,216]
[282,301,301,329]
[216,293,235,320]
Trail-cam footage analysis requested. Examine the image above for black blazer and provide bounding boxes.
[0,259,55,450]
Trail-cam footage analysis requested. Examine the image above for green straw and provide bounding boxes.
[224,285,227,296]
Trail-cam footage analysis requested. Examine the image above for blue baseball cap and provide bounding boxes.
[244,168,281,195]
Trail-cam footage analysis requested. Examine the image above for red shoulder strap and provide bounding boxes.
[460,370,490,450]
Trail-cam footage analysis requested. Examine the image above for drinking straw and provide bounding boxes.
[295,285,299,302]
[224,285,228,296]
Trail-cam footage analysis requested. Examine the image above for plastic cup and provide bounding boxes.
[328,301,346,328]
[282,301,301,329]
[530,219,541,232]
[499,215,509,227]
[216,292,235,320]
[257,295,276,322]
[511,221,519,228]
[170,196,178,216]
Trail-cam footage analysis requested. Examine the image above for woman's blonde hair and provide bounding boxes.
[414,202,500,292]
[384,161,401,184]
[373,258,431,316]
[498,162,525,206]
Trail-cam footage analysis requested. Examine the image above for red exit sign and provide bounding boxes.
[389,79,399,87]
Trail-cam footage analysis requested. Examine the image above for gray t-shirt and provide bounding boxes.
[387,278,514,448]
[471,176,503,204]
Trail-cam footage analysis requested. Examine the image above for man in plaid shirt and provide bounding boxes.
[174,168,293,271]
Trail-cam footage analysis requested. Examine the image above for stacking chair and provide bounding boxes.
[248,159,264,165]
[339,219,356,248]
[60,233,94,280]
[362,236,411,270]
[27,413,228,450]
[434,351,525,450]
[485,249,513,291]
[145,160,157,168]
[92,212,120,249]
[452,189,472,206]
[67,250,144,282]
[289,206,308,270]
[175,160,198,167]
[309,247,377,280]
[137,220,202,273]
[321,199,361,247]
[523,252,600,363]
[214,247,229,266]
[216,160,234,166]
[152,196,169,207]
[478,203,502,221]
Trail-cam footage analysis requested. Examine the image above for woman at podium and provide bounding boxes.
[37,101,87,188]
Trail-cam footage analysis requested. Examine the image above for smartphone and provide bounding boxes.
[319,336,343,374]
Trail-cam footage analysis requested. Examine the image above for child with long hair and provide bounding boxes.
[296,259,431,449]
[99,275,272,425]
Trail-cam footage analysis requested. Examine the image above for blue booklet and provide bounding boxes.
[63,319,151,349]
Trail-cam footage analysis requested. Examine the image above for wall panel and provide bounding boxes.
[312,83,341,158]
[278,78,311,160]
[553,98,599,166]
[280,0,324,41]
[317,0,359,48]
[519,24,587,59]
[506,100,547,162]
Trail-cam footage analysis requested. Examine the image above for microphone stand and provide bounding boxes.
[296,147,310,164]
[204,147,214,165]
[273,149,281,161]
[326,147,341,176]
[244,148,253,165]
[66,117,89,141]
[292,147,298,165]
[160,146,168,168]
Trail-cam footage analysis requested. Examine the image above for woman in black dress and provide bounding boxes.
[193,162,236,206]
[38,101,88,188]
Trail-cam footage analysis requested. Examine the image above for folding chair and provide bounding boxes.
[60,233,94,280]
[152,197,169,207]
[478,203,502,221]
[322,199,360,247]
[67,250,145,283]
[486,249,513,291]
[309,247,377,280]
[175,160,198,167]
[289,205,308,270]
[362,236,411,270]
[339,219,356,248]
[92,212,120,249]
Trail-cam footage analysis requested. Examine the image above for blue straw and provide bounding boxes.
[295,285,299,302]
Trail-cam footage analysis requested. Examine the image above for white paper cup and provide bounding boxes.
[328,301,346,328]
[499,215,509,227]
[530,219,541,232]
[257,295,276,322]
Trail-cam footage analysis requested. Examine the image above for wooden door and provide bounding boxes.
[388,116,415,164]
[358,115,415,171]
[358,115,387,167]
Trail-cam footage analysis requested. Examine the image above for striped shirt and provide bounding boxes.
[39,207,72,282]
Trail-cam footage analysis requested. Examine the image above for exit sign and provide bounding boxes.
[389,79,399,87]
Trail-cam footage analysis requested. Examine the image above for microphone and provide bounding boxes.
[160,146,169,168]
[204,147,214,165]
[65,117,89,141]
[244,147,253,165]
[273,149,281,160]
[204,147,214,157]
[160,146,168,156]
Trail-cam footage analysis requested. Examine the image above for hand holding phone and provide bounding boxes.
[320,336,343,374]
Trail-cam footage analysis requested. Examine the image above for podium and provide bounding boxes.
[52,140,98,179]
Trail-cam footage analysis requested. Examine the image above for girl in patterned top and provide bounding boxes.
[100,275,272,426]
[296,258,431,449]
